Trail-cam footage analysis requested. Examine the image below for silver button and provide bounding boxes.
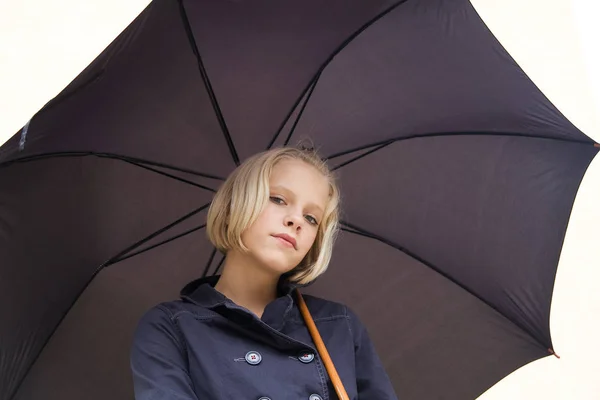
[258,397,271,400]
[309,395,323,400]
[245,351,262,365]
[298,351,315,363]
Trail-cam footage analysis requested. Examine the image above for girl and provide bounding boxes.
[130,146,397,399]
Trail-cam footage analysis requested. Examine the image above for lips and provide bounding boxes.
[272,233,297,249]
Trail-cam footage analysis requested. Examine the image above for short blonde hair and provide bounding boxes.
[206,146,341,284]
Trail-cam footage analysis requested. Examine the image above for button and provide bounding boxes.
[258,397,271,400]
[298,351,315,363]
[309,395,323,400]
[245,351,262,365]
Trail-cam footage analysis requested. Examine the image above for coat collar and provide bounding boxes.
[180,274,310,331]
[180,274,304,309]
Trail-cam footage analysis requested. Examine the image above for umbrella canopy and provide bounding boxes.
[0,1,598,399]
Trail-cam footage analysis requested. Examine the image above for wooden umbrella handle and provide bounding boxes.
[296,291,350,400]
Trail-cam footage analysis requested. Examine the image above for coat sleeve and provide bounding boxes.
[130,305,199,400]
[346,307,398,399]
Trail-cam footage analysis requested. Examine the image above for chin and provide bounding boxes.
[266,262,297,276]
[256,256,297,276]
[245,244,301,276]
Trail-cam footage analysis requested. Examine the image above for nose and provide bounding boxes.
[284,212,303,229]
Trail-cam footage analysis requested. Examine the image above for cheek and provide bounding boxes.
[240,221,263,247]
[301,230,319,252]
[256,204,280,225]
[246,210,271,233]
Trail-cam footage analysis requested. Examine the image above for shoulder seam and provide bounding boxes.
[344,305,354,338]
[155,303,176,319]
[156,304,190,356]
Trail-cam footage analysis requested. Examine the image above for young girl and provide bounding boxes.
[130,146,397,399]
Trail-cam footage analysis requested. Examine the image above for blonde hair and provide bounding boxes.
[206,145,341,284]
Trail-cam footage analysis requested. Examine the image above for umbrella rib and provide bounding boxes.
[340,220,552,350]
[212,254,226,276]
[329,131,598,169]
[0,151,226,181]
[7,202,212,400]
[201,247,218,278]
[101,202,211,270]
[331,141,394,170]
[178,0,239,166]
[110,224,207,266]
[268,0,409,150]
[273,72,321,149]
[120,159,217,192]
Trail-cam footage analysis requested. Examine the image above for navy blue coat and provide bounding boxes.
[130,275,397,399]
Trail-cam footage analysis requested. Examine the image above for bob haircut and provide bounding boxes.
[206,145,341,284]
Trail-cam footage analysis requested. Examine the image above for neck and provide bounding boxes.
[214,252,280,319]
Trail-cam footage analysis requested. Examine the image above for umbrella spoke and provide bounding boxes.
[120,160,218,192]
[274,71,321,149]
[178,0,238,166]
[329,131,597,170]
[269,0,408,152]
[211,253,226,276]
[340,219,550,350]
[331,141,393,170]
[102,202,211,270]
[201,247,218,278]
[0,151,227,181]
[110,224,207,266]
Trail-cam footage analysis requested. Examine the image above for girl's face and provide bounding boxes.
[239,159,330,277]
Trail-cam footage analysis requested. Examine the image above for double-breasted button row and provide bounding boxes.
[244,350,315,365]
[250,349,319,400]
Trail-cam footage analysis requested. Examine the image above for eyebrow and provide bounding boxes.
[270,185,324,214]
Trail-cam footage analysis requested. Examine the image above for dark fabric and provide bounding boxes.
[1,0,598,399]
[130,275,397,399]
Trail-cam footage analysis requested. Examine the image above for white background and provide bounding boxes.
[1,1,598,398]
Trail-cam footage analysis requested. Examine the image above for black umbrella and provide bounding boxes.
[1,1,598,399]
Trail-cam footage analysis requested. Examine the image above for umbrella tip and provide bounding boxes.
[548,348,561,359]
[594,143,600,148]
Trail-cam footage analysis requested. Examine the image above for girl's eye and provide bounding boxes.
[270,196,285,204]
[305,215,318,225]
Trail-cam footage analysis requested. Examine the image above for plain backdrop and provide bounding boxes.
[0,1,598,398]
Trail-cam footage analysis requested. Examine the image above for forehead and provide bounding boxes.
[269,159,329,208]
